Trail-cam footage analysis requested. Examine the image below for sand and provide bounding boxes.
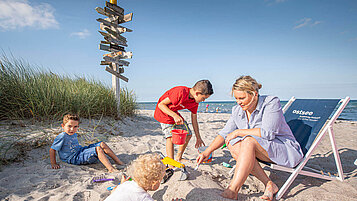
[0,110,357,201]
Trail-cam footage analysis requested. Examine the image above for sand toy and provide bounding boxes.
[91,175,114,183]
[171,124,189,145]
[159,153,189,181]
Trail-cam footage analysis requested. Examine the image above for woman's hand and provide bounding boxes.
[225,130,240,145]
[196,150,211,165]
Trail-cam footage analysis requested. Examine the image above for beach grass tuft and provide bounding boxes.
[0,54,138,120]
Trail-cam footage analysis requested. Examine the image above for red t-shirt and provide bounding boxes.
[154,86,199,124]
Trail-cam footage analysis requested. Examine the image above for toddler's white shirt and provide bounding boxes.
[104,181,154,201]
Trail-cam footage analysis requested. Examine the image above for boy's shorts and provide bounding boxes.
[160,121,192,139]
[68,142,102,165]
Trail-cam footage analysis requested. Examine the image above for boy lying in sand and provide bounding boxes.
[49,114,124,172]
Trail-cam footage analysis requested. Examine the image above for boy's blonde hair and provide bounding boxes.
[128,154,165,189]
[63,113,80,125]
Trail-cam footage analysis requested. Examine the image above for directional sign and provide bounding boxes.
[105,7,123,18]
[100,23,129,34]
[95,7,112,17]
[104,27,127,42]
[99,44,125,52]
[106,1,124,15]
[104,51,133,59]
[110,63,125,73]
[97,18,133,32]
[96,7,133,24]
[105,66,128,82]
[98,31,127,46]
[103,56,130,66]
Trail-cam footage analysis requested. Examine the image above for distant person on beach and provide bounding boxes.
[154,80,213,180]
[196,76,303,200]
[205,104,209,112]
[49,114,125,172]
[104,154,165,201]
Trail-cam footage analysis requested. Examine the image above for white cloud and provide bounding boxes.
[70,29,91,39]
[0,0,59,31]
[293,18,322,29]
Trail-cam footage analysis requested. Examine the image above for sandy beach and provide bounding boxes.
[0,110,357,201]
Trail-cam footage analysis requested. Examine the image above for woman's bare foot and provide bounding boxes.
[221,188,238,200]
[260,181,279,201]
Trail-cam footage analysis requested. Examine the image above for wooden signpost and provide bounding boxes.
[96,0,133,116]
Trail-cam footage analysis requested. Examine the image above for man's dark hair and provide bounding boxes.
[193,80,214,95]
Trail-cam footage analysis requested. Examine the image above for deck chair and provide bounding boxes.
[228,96,350,200]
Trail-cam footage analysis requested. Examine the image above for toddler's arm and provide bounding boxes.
[49,148,60,169]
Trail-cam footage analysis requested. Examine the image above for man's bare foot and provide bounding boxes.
[221,188,238,200]
[260,181,279,201]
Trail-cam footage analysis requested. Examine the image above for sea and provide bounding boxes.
[138,100,357,122]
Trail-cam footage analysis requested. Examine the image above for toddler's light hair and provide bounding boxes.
[128,154,165,189]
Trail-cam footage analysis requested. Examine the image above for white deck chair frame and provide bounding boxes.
[228,96,350,200]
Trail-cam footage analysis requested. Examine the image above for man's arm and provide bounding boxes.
[50,148,60,169]
[191,113,205,148]
[158,97,184,124]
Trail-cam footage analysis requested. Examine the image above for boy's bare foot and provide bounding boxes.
[112,164,125,170]
[175,158,190,163]
[260,181,279,201]
[221,188,238,200]
[108,168,119,173]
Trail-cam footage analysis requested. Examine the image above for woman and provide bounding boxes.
[196,76,303,200]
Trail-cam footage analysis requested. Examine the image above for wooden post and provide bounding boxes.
[109,0,120,116]
[112,63,120,115]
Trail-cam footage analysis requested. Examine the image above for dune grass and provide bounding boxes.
[0,54,138,121]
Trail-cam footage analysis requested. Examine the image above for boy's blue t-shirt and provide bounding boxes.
[51,132,82,162]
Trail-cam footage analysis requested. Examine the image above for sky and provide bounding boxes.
[0,0,356,101]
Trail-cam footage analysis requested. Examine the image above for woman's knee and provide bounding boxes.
[241,137,257,148]
[228,144,241,160]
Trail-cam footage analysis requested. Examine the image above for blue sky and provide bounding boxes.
[0,0,356,101]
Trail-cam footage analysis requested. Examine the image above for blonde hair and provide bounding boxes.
[63,113,80,125]
[232,75,262,95]
[128,154,165,189]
